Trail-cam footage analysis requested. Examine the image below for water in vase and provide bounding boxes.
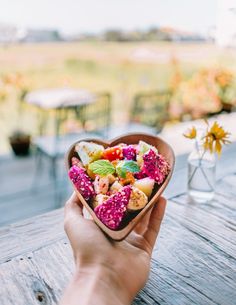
[188,158,216,203]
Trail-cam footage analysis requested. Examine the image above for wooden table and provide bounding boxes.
[0,143,236,305]
[25,87,95,136]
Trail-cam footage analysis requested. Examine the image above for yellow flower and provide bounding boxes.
[183,126,197,139]
[203,121,231,155]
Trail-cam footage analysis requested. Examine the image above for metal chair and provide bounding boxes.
[82,92,112,139]
[130,90,171,133]
[32,93,111,202]
[109,90,171,138]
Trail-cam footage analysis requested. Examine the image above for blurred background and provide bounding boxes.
[0,0,236,225]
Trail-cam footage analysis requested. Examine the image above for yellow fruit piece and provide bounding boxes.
[127,187,148,211]
[92,194,109,209]
[133,177,155,198]
[110,181,123,194]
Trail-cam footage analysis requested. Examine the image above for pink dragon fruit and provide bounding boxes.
[134,169,147,179]
[142,149,170,184]
[68,165,95,201]
[122,145,136,160]
[94,185,132,230]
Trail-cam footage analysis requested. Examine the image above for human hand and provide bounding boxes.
[61,192,166,305]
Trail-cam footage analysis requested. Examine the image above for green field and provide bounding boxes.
[0,41,236,154]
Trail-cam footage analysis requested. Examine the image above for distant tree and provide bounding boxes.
[104,30,126,41]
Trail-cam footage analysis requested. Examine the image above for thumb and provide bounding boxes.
[64,192,84,225]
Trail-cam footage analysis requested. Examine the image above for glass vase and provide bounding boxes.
[187,144,216,203]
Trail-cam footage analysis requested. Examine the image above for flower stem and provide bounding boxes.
[188,148,214,192]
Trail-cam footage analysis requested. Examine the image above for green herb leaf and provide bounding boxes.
[116,160,140,178]
[116,165,127,178]
[88,160,115,176]
[122,160,140,173]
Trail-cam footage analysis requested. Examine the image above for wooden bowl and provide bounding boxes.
[65,133,175,241]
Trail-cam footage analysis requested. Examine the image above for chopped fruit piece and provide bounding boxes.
[138,140,158,155]
[75,141,104,166]
[110,181,123,194]
[86,167,96,180]
[127,187,148,211]
[102,146,123,161]
[68,165,95,201]
[92,194,109,209]
[134,170,147,180]
[136,140,158,168]
[122,145,136,160]
[111,160,119,167]
[94,175,109,195]
[71,157,83,168]
[107,174,116,184]
[120,172,135,185]
[94,185,132,230]
[142,149,170,184]
[134,177,155,198]
[136,154,144,167]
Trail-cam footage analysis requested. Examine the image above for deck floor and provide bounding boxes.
[0,155,73,226]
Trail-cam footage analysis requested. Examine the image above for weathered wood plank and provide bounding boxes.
[0,241,72,305]
[173,192,236,225]
[0,209,65,264]
[137,205,236,305]
[0,197,236,305]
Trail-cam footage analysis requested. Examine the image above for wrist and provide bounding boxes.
[73,264,131,305]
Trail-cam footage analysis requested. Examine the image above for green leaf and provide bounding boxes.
[116,165,127,178]
[116,160,140,178]
[88,160,115,176]
[122,160,140,173]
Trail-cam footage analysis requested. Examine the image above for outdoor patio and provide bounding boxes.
[0,3,236,303]
[1,112,235,227]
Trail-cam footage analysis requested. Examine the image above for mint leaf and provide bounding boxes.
[116,165,127,178]
[116,160,140,178]
[122,160,140,173]
[88,160,115,176]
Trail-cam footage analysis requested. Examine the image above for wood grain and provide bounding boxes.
[0,209,64,264]
[0,146,236,305]
[135,194,236,305]
[0,193,235,305]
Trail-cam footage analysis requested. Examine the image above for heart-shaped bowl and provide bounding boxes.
[65,132,175,241]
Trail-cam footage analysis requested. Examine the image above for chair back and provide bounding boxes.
[82,92,111,137]
[130,90,171,132]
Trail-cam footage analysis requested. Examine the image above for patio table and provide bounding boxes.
[25,88,96,189]
[25,87,96,136]
[0,143,236,305]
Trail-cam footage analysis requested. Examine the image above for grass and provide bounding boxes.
[0,41,235,154]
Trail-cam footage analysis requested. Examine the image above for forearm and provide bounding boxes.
[60,265,131,305]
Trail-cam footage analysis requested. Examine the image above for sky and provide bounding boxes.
[0,0,217,35]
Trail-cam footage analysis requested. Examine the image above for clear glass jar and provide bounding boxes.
[188,142,216,203]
